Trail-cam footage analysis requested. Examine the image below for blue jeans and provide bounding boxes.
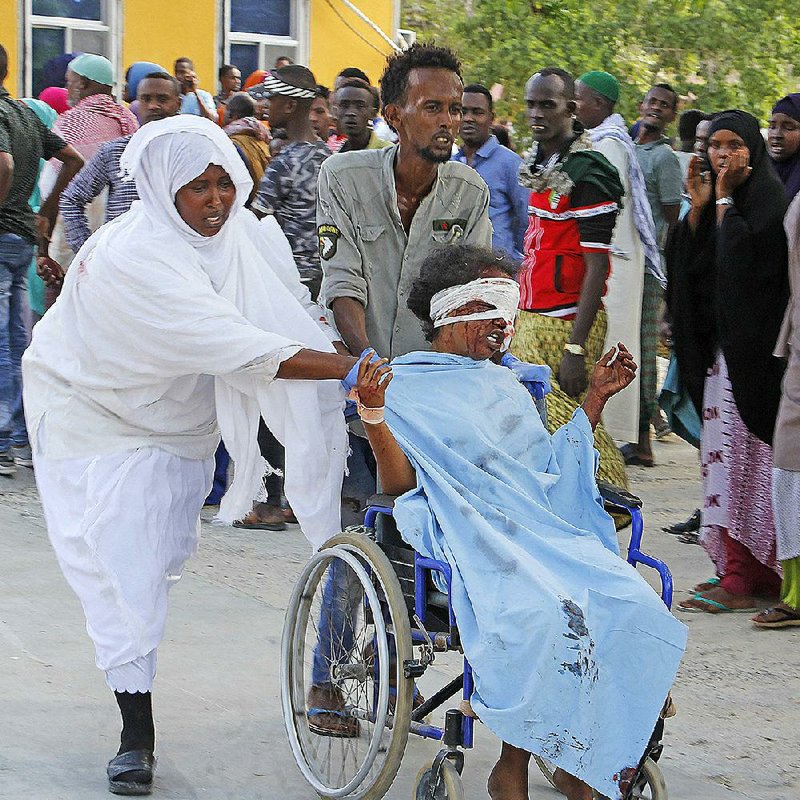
[311,433,378,686]
[0,233,33,452]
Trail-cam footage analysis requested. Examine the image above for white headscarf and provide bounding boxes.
[28,116,348,549]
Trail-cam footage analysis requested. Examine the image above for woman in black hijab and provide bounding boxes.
[668,110,789,614]
[768,93,800,201]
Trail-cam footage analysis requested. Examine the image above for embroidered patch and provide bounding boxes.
[318,224,340,260]
[432,218,468,232]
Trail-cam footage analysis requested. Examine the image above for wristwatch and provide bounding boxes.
[716,196,734,206]
[564,342,586,357]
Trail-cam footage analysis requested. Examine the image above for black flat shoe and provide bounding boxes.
[662,509,701,535]
[107,750,155,796]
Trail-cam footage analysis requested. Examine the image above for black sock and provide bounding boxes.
[114,691,155,754]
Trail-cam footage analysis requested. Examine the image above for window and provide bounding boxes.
[25,0,118,97]
[224,0,306,78]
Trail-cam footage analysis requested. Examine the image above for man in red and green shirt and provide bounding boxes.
[512,67,629,489]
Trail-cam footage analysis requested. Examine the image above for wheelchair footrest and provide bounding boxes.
[403,658,428,679]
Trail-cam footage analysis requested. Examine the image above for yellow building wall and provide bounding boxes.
[308,0,397,87]
[1,2,20,94]
[121,0,219,90]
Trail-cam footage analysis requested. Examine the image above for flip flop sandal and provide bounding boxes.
[678,592,761,614]
[232,511,286,531]
[693,576,720,592]
[752,606,800,628]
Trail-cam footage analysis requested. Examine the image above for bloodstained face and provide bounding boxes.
[174,164,236,237]
[433,266,516,361]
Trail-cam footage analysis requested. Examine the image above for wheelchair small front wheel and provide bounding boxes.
[533,756,667,800]
[281,532,413,800]
[413,759,464,800]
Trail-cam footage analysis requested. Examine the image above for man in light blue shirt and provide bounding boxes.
[452,83,528,259]
[174,57,217,120]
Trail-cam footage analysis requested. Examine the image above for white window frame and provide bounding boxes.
[222,0,308,75]
[21,0,120,97]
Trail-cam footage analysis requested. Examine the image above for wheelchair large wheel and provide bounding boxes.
[281,532,413,799]
[413,759,464,800]
[533,756,667,800]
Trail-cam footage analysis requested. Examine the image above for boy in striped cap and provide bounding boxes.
[241,65,331,531]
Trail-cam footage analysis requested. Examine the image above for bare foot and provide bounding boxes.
[693,579,719,592]
[488,743,530,800]
[552,768,593,800]
[678,586,762,613]
[488,762,528,800]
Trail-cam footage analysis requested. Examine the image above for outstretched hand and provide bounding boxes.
[589,342,637,401]
[354,350,392,409]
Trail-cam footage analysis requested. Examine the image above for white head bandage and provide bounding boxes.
[430,277,520,328]
[429,277,520,350]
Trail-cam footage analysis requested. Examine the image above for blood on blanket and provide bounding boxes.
[500,413,525,434]
[561,599,589,637]
[537,730,588,761]
[559,598,598,681]
[469,525,519,576]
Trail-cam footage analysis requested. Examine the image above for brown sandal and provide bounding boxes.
[752,604,800,628]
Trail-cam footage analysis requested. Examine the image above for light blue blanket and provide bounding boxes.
[385,352,687,799]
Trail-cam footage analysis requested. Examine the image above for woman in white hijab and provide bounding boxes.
[22,116,353,795]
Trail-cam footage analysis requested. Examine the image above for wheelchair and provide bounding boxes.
[281,383,675,800]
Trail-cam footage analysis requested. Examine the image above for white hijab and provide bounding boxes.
[39,117,347,549]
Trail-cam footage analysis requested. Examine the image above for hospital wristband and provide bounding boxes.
[357,402,385,425]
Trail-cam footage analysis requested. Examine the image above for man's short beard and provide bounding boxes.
[417,145,452,164]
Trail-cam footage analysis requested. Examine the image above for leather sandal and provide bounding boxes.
[306,684,360,738]
[107,750,155,796]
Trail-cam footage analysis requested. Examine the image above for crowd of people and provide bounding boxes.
[0,34,798,800]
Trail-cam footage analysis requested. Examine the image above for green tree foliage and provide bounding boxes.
[402,0,800,144]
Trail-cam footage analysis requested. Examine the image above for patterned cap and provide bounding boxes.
[247,65,316,100]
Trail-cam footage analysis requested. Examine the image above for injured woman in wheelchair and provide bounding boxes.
[350,245,687,800]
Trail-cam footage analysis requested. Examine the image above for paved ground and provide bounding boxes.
[1,434,798,800]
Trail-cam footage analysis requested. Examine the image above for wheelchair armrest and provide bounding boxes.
[366,493,398,510]
[597,480,642,510]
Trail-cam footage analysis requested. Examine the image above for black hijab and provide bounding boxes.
[667,110,789,444]
[770,94,800,201]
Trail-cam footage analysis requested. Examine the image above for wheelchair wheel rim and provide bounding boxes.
[281,547,392,798]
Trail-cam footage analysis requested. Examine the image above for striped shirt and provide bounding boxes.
[60,135,138,252]
[519,182,619,319]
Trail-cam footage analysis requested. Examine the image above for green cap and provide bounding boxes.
[69,53,115,87]
[577,70,619,103]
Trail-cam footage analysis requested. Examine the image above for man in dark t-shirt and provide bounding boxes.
[0,43,83,475]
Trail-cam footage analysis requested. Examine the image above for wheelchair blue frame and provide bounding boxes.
[364,490,673,754]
